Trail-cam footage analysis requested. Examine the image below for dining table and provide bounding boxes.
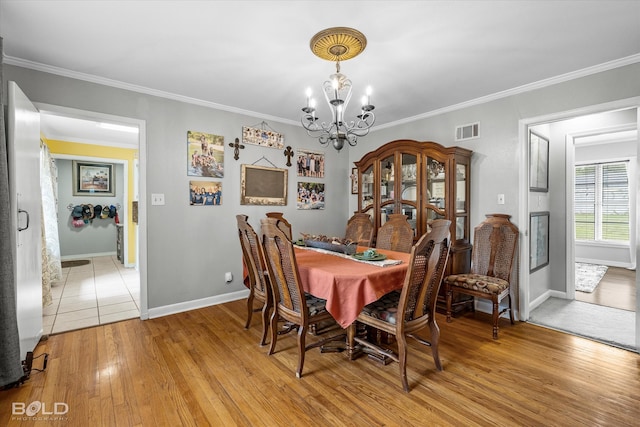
[293,245,410,358]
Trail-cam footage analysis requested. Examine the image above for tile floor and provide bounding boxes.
[43,255,140,335]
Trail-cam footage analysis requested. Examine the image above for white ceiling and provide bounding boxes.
[2,1,639,147]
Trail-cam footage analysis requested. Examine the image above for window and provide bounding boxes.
[575,161,629,242]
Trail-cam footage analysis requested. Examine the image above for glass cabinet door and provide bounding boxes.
[425,156,446,211]
[379,155,395,205]
[455,162,469,241]
[361,165,374,209]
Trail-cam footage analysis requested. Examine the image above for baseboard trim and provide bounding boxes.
[147,289,250,319]
[61,252,117,260]
[529,289,566,312]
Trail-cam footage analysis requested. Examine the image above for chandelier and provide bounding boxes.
[301,27,375,151]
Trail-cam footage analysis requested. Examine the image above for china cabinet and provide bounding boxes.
[354,139,473,312]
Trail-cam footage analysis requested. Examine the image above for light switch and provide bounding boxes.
[497,194,505,205]
[151,193,165,205]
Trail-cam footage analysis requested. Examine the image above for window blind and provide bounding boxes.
[574,161,629,242]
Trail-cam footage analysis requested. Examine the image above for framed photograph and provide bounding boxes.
[296,149,325,178]
[351,168,358,194]
[530,211,549,272]
[529,130,549,192]
[242,125,284,149]
[297,182,325,210]
[72,161,114,196]
[187,130,224,178]
[189,180,222,206]
[240,164,287,206]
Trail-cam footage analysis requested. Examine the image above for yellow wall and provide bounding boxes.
[45,139,138,265]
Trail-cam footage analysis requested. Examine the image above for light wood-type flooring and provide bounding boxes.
[576,266,636,311]
[2,299,639,426]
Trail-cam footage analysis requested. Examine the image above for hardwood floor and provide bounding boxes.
[2,299,639,426]
[576,266,636,311]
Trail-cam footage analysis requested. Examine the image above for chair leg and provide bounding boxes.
[296,325,307,379]
[245,291,255,329]
[397,334,409,392]
[445,284,453,323]
[267,309,279,355]
[259,300,271,346]
[507,293,515,325]
[492,297,499,339]
[428,320,442,371]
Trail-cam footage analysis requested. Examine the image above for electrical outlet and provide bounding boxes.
[151,193,165,205]
[497,194,505,205]
[225,272,233,283]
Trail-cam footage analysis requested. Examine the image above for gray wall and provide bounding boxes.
[4,64,350,310]
[348,63,640,311]
[55,159,123,258]
[5,61,640,314]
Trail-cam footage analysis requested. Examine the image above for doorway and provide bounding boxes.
[519,99,639,352]
[36,103,148,332]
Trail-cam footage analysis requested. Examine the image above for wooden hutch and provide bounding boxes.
[354,139,473,312]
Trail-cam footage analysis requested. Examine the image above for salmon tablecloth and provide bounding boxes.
[294,246,409,328]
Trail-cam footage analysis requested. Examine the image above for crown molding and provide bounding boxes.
[5,53,639,132]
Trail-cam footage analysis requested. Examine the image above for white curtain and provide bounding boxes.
[40,142,62,306]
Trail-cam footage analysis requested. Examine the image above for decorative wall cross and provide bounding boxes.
[283,146,294,167]
[229,137,245,160]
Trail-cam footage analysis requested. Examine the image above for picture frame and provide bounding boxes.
[351,168,358,194]
[240,164,288,205]
[530,211,550,272]
[529,130,549,192]
[189,180,222,206]
[187,130,224,178]
[242,125,285,149]
[72,161,115,196]
[297,182,325,210]
[296,149,325,178]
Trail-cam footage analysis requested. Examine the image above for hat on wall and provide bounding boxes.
[101,205,110,219]
[93,205,102,218]
[109,205,117,218]
[72,218,85,228]
[81,204,91,220]
[71,205,83,219]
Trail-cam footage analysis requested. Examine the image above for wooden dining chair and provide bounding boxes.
[344,213,374,247]
[443,214,519,339]
[236,214,271,346]
[265,212,293,240]
[260,217,346,378]
[375,213,414,253]
[349,219,451,392]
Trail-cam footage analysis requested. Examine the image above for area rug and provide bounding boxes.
[529,298,635,352]
[61,259,91,268]
[575,262,608,293]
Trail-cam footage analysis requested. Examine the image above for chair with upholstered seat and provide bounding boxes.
[375,213,414,253]
[261,217,346,378]
[344,213,375,247]
[349,219,451,392]
[265,212,293,240]
[443,214,519,339]
[236,214,271,346]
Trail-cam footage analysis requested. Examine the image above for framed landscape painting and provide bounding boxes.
[530,211,549,272]
[73,161,114,196]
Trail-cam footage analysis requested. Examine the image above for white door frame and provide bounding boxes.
[518,97,639,350]
[34,103,149,320]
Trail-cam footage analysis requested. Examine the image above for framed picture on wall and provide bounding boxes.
[297,182,325,210]
[529,130,549,192]
[240,164,288,206]
[189,180,222,205]
[72,161,115,196]
[530,211,550,272]
[351,168,358,194]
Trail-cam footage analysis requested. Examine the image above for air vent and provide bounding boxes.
[455,122,479,141]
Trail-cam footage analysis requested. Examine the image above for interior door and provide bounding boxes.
[7,81,42,359]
